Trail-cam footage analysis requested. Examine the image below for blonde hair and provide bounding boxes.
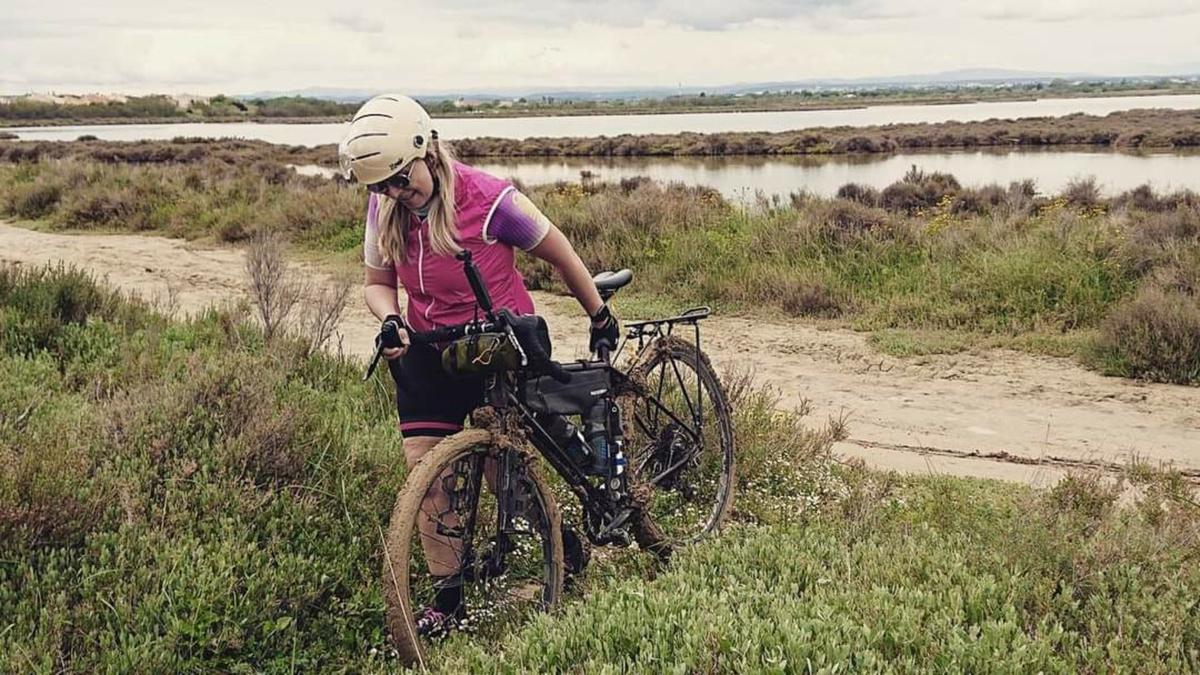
[375,139,460,264]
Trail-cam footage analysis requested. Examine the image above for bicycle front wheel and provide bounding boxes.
[623,336,736,544]
[381,429,564,668]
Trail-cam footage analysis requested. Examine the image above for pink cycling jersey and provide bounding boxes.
[363,162,552,333]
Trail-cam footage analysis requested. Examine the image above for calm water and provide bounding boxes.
[295,149,1200,201]
[6,94,1200,145]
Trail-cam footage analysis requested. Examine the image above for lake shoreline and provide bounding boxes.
[7,107,1195,169]
[449,107,1200,156]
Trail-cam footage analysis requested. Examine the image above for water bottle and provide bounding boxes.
[538,413,592,468]
[606,401,627,492]
[583,401,611,476]
[613,445,626,476]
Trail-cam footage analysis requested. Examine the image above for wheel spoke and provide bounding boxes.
[651,357,669,431]
[666,353,699,429]
[641,395,701,445]
[624,340,734,546]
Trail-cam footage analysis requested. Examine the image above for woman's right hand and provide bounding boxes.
[378,314,409,360]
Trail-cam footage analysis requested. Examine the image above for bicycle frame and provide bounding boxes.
[380,251,715,547]
[472,358,632,543]
[479,321,714,546]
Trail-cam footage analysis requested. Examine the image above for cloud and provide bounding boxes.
[2,0,1200,94]
[330,12,384,34]
[977,0,1200,22]
[439,0,866,30]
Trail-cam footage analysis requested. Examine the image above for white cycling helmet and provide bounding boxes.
[338,94,436,184]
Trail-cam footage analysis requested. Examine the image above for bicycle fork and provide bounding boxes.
[435,449,530,589]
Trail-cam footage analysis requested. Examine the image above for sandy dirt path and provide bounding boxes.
[4,221,1198,485]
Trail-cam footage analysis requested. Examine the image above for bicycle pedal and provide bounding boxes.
[592,509,634,546]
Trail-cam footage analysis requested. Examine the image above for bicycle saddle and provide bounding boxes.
[592,269,633,299]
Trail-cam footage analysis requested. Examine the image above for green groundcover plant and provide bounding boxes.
[3,265,1199,672]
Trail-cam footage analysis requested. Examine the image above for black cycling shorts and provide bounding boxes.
[387,342,486,438]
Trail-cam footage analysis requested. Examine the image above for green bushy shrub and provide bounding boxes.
[0,265,402,671]
[5,181,62,218]
[1090,282,1200,384]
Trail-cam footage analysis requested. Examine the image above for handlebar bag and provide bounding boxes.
[501,310,553,366]
[441,332,521,377]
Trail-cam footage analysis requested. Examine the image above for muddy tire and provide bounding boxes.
[381,429,564,668]
[623,336,736,544]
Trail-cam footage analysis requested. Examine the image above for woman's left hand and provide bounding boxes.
[589,304,620,354]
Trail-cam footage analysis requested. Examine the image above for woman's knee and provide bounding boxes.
[402,434,442,468]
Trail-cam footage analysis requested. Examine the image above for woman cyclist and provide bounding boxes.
[338,94,618,637]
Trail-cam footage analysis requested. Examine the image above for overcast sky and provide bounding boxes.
[3,0,1200,95]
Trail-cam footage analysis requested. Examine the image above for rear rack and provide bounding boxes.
[624,306,711,355]
[625,306,711,331]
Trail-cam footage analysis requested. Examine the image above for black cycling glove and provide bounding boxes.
[588,304,620,354]
[376,314,406,352]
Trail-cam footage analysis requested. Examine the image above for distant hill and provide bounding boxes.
[240,69,1200,104]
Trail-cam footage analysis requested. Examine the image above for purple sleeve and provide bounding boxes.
[485,190,551,251]
[363,193,387,269]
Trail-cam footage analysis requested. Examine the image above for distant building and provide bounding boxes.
[15,92,129,105]
[171,93,209,109]
[78,93,128,105]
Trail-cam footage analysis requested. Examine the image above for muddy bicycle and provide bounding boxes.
[370,251,735,666]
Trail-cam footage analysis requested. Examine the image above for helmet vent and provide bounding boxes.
[351,112,394,123]
[346,132,388,144]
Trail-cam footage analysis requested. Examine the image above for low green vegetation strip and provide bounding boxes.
[2,152,1197,383]
[436,475,1200,673]
[4,266,1199,672]
[0,94,358,126]
[0,137,335,170]
[452,108,1200,156]
[0,154,362,250]
[4,80,1198,127]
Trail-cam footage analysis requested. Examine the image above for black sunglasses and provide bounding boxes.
[366,162,417,194]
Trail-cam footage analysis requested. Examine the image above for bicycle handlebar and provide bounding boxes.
[365,314,573,383]
[406,319,498,345]
[363,249,573,383]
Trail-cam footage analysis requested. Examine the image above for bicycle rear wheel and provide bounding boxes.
[381,429,564,668]
[622,336,735,544]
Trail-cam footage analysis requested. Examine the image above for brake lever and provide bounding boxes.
[363,345,385,382]
[503,322,528,367]
[363,318,405,381]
